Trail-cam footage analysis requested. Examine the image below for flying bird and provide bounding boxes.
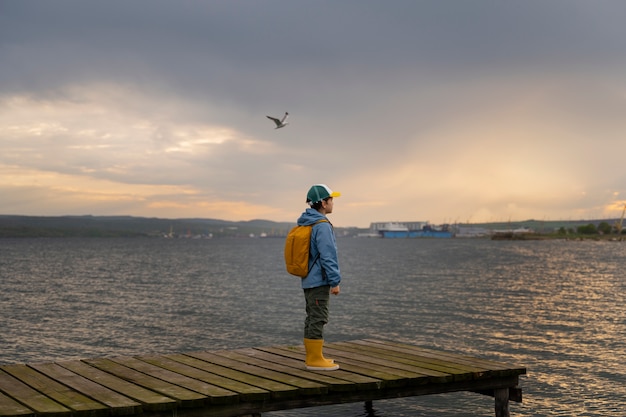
[266,112,289,129]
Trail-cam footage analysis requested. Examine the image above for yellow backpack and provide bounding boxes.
[284,219,328,277]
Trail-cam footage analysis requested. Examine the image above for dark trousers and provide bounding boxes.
[303,285,330,339]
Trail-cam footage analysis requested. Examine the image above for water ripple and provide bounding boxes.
[1,237,624,416]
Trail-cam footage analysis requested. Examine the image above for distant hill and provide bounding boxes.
[0,215,620,238]
[0,215,300,238]
[461,218,621,233]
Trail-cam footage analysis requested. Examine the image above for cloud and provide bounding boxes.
[1,1,626,227]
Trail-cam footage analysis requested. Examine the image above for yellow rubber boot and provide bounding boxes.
[308,339,334,364]
[304,338,339,371]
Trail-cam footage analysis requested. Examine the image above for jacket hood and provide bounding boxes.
[297,208,327,226]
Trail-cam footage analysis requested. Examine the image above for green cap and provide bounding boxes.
[306,184,341,204]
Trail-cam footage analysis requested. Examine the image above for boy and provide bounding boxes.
[297,184,342,370]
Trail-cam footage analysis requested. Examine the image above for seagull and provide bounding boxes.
[266,112,289,129]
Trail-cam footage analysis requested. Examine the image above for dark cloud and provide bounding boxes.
[4,1,625,90]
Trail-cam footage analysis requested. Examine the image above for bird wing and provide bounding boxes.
[280,112,289,123]
[266,115,281,126]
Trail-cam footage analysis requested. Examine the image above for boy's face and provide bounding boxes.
[322,197,334,214]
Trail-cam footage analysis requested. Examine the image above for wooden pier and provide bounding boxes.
[0,339,526,417]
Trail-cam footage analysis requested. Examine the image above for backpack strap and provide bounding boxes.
[310,219,330,267]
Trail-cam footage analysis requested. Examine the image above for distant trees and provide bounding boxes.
[597,222,613,235]
[554,222,623,237]
[574,222,618,235]
[576,223,597,235]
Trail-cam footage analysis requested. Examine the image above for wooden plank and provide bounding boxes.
[137,354,268,403]
[0,369,70,417]
[84,358,205,407]
[185,351,324,395]
[165,353,299,400]
[364,340,526,375]
[257,345,416,388]
[340,341,499,379]
[177,374,523,417]
[255,346,382,389]
[368,340,492,362]
[58,360,176,411]
[319,346,444,382]
[213,348,356,392]
[0,390,35,417]
[0,339,524,417]
[353,341,515,378]
[107,356,238,405]
[352,340,495,372]
[29,362,142,415]
[327,342,468,381]
[208,350,327,395]
[0,364,107,417]
[241,347,383,391]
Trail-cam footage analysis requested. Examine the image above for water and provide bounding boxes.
[1,237,624,416]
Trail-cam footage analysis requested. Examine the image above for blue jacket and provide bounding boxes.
[297,208,341,289]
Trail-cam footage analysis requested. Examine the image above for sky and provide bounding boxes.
[1,1,626,228]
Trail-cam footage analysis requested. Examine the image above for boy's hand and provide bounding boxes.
[330,285,340,295]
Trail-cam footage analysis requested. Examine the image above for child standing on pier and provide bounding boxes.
[296,184,342,371]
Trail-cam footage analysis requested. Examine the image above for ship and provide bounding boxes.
[370,221,454,238]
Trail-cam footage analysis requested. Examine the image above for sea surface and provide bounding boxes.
[1,237,624,416]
